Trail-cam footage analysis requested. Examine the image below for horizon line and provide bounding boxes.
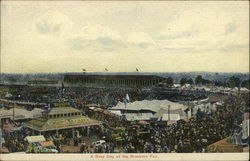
[1,71,249,75]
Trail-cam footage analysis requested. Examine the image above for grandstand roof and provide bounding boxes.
[64,74,165,80]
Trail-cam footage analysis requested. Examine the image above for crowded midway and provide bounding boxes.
[0,75,249,153]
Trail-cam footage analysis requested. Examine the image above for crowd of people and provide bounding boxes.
[1,121,29,152]
[1,85,209,108]
[0,84,248,153]
[74,94,247,153]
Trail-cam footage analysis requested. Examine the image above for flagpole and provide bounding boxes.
[13,103,15,120]
[168,105,171,121]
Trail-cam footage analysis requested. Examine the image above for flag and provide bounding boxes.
[136,68,139,72]
[126,94,130,102]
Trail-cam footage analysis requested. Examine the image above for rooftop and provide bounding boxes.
[40,141,55,147]
[112,99,187,113]
[64,74,165,80]
[208,95,228,103]
[0,107,44,120]
[25,135,45,143]
[48,106,81,115]
[207,137,243,152]
[23,116,101,131]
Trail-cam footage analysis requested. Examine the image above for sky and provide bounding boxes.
[1,1,249,73]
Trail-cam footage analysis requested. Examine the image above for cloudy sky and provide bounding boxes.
[1,1,249,73]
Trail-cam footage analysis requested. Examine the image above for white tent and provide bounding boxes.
[88,107,96,110]
[0,108,44,120]
[158,113,181,121]
[108,110,122,116]
[125,113,154,121]
[240,88,249,92]
[111,99,188,121]
[112,99,187,112]
[5,92,13,98]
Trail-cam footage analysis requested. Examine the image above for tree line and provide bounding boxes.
[164,75,249,89]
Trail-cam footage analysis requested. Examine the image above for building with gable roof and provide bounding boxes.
[22,106,102,138]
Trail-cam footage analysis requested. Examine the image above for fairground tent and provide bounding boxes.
[0,108,44,120]
[111,100,188,121]
[112,100,187,112]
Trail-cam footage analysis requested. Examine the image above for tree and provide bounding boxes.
[227,76,241,88]
[166,77,173,87]
[195,75,203,85]
[180,78,187,86]
[195,75,212,85]
[214,81,224,87]
[202,79,211,85]
[187,78,194,85]
[241,79,250,89]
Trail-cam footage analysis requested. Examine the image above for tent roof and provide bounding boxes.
[125,113,153,121]
[0,98,46,106]
[108,110,122,116]
[88,107,96,110]
[0,107,44,120]
[154,108,185,118]
[159,113,181,121]
[112,99,187,113]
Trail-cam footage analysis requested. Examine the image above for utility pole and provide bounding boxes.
[0,118,3,150]
[168,105,171,121]
[13,103,15,120]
